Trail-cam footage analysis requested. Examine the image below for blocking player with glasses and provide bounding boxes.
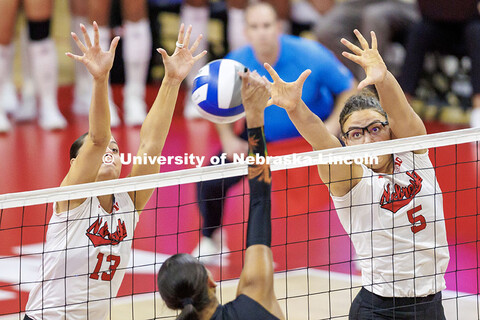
[264,29,449,319]
[341,118,388,143]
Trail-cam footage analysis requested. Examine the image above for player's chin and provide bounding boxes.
[369,154,390,170]
[97,165,121,181]
[257,44,272,54]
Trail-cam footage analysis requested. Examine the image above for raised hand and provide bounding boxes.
[264,63,310,113]
[66,22,119,81]
[156,24,207,86]
[239,70,271,114]
[341,30,387,90]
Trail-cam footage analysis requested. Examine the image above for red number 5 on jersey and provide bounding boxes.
[407,205,426,234]
[90,252,121,281]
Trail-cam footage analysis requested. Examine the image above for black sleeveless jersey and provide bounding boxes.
[210,294,280,320]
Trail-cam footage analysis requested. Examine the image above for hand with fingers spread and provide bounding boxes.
[66,21,119,81]
[264,63,311,113]
[341,30,387,90]
[156,24,207,86]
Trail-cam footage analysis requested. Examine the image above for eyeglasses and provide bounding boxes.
[342,120,389,142]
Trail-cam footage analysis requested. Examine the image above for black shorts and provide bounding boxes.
[349,287,446,320]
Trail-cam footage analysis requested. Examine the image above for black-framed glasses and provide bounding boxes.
[342,120,389,141]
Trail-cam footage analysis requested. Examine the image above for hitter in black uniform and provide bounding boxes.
[157,70,284,320]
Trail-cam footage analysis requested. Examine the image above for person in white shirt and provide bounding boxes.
[24,22,206,320]
[264,29,449,319]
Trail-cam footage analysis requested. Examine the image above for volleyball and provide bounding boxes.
[191,59,245,123]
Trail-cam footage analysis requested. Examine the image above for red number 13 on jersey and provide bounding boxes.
[90,253,121,281]
[407,205,426,234]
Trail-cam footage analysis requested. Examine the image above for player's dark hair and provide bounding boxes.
[157,254,211,320]
[69,132,88,160]
[339,89,387,134]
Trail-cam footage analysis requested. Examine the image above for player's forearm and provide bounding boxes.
[287,100,341,150]
[89,77,111,144]
[138,77,180,154]
[332,82,357,122]
[216,123,236,147]
[245,106,264,129]
[246,126,271,248]
[375,71,426,137]
[325,84,356,136]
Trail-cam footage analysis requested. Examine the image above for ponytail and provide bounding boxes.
[158,254,211,319]
[177,302,198,320]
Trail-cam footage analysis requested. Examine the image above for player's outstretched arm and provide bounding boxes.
[341,30,426,141]
[264,63,341,151]
[264,63,363,195]
[235,71,284,320]
[62,22,119,188]
[128,24,207,211]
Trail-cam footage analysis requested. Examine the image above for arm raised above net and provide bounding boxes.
[59,22,119,211]
[235,71,284,320]
[127,24,207,212]
[264,63,363,196]
[341,30,427,144]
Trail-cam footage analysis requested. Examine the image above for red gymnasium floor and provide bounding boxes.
[0,85,478,316]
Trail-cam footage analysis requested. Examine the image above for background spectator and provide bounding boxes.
[313,0,419,80]
[192,2,356,263]
[397,0,480,127]
[0,0,66,132]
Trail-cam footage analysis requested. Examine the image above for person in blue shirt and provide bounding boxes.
[225,24,354,141]
[193,2,356,264]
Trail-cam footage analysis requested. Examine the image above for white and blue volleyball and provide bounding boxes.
[191,59,245,123]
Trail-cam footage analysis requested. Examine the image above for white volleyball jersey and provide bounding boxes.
[331,151,449,297]
[25,192,139,320]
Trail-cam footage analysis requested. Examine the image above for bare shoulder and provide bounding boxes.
[55,177,87,214]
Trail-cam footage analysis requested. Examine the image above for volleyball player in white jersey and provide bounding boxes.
[24,23,206,319]
[264,30,449,319]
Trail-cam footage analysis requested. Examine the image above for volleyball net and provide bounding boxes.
[1,128,479,320]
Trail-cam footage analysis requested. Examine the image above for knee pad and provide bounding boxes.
[28,19,51,41]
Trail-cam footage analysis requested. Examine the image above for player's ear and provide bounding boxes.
[205,268,217,288]
[207,276,217,288]
[70,158,76,166]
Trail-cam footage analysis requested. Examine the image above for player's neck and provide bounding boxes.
[198,295,219,319]
[372,155,394,175]
[98,194,114,213]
